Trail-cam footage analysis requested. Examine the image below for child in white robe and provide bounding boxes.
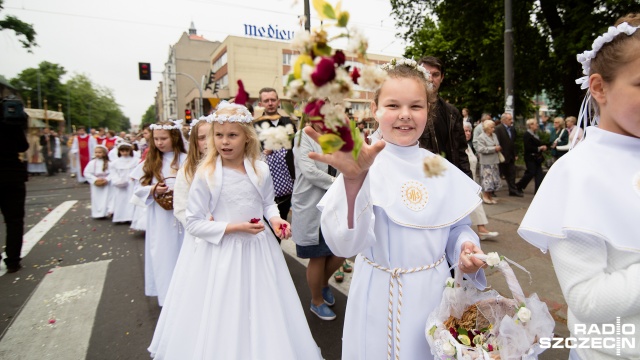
[518,15,640,360]
[307,61,487,359]
[149,103,322,359]
[83,145,111,218]
[109,142,137,223]
[130,120,187,307]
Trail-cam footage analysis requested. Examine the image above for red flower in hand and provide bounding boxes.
[279,223,288,233]
[311,57,336,87]
[304,99,326,118]
[250,218,260,224]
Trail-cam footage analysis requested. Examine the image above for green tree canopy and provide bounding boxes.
[9,62,130,131]
[391,0,640,119]
[0,0,37,51]
[141,105,156,126]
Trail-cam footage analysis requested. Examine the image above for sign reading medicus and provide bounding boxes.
[243,24,295,41]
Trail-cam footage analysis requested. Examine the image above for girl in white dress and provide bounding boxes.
[109,142,138,223]
[83,145,111,218]
[518,14,640,360]
[148,116,212,357]
[307,61,487,359]
[149,103,322,359]
[130,120,187,307]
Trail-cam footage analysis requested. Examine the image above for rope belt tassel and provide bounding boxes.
[361,253,446,360]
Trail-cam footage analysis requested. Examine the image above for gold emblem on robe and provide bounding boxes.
[401,181,428,211]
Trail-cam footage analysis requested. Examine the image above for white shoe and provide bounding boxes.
[479,231,499,240]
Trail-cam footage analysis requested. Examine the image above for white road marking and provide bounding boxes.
[0,200,77,276]
[0,260,111,360]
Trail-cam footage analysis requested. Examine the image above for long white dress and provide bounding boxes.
[518,127,640,360]
[109,155,138,223]
[318,142,485,360]
[149,157,322,359]
[83,158,111,218]
[130,151,186,306]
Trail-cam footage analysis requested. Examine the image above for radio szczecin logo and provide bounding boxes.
[540,317,635,355]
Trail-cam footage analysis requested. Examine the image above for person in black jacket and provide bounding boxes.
[494,113,523,197]
[254,87,297,223]
[418,56,472,178]
[516,119,547,194]
[0,99,29,273]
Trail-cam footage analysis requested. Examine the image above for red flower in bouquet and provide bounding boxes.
[250,218,260,224]
[311,57,336,87]
[234,80,249,106]
[304,99,326,119]
[350,67,360,85]
[333,50,346,66]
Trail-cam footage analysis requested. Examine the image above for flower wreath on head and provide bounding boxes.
[209,101,253,125]
[188,115,210,136]
[149,119,184,131]
[573,21,638,149]
[381,58,433,86]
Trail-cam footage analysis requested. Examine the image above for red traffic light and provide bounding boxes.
[185,109,192,122]
[138,62,151,80]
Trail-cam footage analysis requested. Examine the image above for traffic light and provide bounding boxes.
[138,62,151,80]
[185,109,192,122]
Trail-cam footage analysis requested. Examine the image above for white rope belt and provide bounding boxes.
[361,253,446,360]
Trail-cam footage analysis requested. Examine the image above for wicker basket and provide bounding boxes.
[153,177,175,211]
[94,178,108,187]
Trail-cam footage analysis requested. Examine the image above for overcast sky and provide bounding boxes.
[1,0,405,126]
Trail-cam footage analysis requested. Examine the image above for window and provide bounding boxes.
[216,74,229,89]
[283,53,297,66]
[213,52,227,73]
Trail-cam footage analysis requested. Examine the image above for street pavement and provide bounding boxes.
[0,172,571,359]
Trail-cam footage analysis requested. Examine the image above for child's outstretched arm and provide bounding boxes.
[304,127,385,229]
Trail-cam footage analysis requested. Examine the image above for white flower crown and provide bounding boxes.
[575,22,638,89]
[381,58,432,82]
[188,116,211,136]
[150,119,184,130]
[209,101,253,125]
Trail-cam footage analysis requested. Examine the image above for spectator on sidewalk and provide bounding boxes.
[464,122,499,240]
[291,122,344,321]
[516,119,547,194]
[475,120,502,204]
[494,113,523,197]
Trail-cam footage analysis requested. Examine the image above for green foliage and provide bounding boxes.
[10,62,130,131]
[391,0,640,118]
[0,0,37,51]
[141,105,156,126]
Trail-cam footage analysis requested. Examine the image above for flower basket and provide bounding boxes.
[152,177,175,211]
[426,253,554,360]
[94,178,108,187]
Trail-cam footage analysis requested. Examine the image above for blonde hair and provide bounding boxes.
[373,63,437,124]
[591,13,640,83]
[184,121,211,184]
[95,146,109,172]
[482,119,495,131]
[199,107,262,180]
[141,122,187,186]
[525,118,537,128]
[553,117,565,129]
[565,116,577,126]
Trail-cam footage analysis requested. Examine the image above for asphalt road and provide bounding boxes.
[0,172,571,359]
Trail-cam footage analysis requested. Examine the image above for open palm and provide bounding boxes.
[303,127,386,181]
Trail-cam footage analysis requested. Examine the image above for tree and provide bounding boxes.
[391,0,639,118]
[0,0,37,51]
[10,62,67,109]
[141,105,156,126]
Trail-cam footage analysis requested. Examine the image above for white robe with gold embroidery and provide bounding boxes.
[319,142,485,360]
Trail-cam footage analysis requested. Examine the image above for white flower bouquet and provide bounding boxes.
[426,253,555,359]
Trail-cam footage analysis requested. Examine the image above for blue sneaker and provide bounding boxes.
[310,302,336,321]
[322,286,335,306]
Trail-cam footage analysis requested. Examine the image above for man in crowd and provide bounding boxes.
[39,126,56,176]
[494,112,523,197]
[254,87,296,224]
[418,56,472,178]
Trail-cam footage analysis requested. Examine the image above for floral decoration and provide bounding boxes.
[283,0,388,159]
[423,155,447,178]
[256,123,296,150]
[516,304,532,324]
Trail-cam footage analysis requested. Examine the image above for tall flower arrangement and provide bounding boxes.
[284,0,388,159]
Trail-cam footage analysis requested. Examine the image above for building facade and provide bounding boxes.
[160,22,220,121]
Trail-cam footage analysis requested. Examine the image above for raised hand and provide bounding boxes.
[458,241,486,274]
[303,127,386,182]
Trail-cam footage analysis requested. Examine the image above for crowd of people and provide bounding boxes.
[3,12,638,360]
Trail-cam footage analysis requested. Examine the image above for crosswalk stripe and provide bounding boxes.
[0,200,77,276]
[0,260,111,360]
